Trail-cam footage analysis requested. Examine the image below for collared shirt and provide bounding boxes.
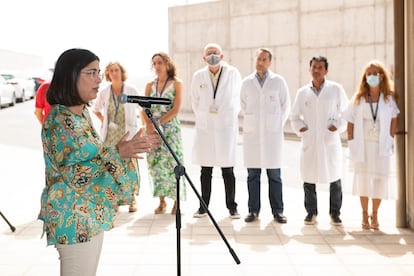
[310,80,325,96]
[209,65,223,91]
[255,71,269,88]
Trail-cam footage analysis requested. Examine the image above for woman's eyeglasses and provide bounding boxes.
[81,70,103,79]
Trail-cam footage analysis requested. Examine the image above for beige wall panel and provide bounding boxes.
[230,0,271,16]
[343,7,376,45]
[268,0,299,12]
[344,0,376,8]
[269,11,299,46]
[231,15,269,48]
[274,45,300,97]
[179,2,228,22]
[231,48,254,78]
[326,47,355,97]
[300,0,347,11]
[300,11,343,48]
[374,5,386,43]
[172,23,189,51]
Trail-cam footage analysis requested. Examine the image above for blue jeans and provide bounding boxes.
[247,168,284,215]
[303,179,342,217]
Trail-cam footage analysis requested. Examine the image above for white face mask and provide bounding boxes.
[206,54,221,66]
[366,75,380,87]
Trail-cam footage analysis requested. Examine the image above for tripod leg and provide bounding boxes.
[0,211,16,232]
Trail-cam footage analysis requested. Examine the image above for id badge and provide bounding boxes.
[109,121,118,130]
[209,103,218,114]
[368,127,379,138]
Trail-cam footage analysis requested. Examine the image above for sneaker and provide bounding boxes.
[330,216,343,226]
[229,209,241,219]
[244,212,258,223]
[304,213,317,225]
[193,209,207,218]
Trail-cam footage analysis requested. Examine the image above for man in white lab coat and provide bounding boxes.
[240,48,290,223]
[191,43,241,219]
[290,56,349,226]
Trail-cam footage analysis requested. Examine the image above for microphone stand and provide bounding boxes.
[0,211,16,232]
[142,107,240,276]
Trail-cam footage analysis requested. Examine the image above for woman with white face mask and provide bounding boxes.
[343,60,399,230]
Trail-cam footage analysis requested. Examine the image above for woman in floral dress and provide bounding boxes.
[92,61,141,212]
[142,52,186,214]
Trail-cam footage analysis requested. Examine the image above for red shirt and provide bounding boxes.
[35,82,51,123]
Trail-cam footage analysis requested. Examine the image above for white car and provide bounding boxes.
[0,71,35,102]
[0,75,16,107]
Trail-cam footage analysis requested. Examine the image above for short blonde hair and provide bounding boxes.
[104,61,127,82]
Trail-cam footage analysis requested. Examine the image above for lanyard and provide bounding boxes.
[111,84,123,120]
[156,77,170,97]
[368,93,380,125]
[212,67,223,99]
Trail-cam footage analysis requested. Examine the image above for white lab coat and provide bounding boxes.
[92,83,140,141]
[290,80,349,183]
[240,70,291,168]
[342,95,399,162]
[191,62,241,167]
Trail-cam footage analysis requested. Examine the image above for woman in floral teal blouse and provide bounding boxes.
[38,48,160,276]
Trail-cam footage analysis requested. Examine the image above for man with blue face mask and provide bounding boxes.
[191,43,242,219]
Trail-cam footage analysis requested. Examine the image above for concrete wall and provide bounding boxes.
[168,0,394,115]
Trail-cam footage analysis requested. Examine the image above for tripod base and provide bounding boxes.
[0,211,16,232]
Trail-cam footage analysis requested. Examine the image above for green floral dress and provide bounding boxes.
[104,92,139,198]
[146,81,186,200]
[38,105,138,246]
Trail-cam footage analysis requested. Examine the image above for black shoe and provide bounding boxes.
[330,215,342,226]
[229,209,241,219]
[274,213,287,224]
[244,212,258,223]
[304,213,317,225]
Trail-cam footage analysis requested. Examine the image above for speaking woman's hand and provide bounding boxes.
[116,128,161,159]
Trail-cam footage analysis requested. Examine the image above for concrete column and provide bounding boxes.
[405,0,414,229]
[394,0,407,228]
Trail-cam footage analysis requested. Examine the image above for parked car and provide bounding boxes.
[31,77,45,92]
[0,71,36,102]
[0,75,16,108]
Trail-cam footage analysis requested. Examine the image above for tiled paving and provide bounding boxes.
[1,109,414,275]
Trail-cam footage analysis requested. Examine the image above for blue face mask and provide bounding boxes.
[206,54,221,66]
[366,75,380,87]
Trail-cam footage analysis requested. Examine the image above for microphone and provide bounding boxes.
[118,94,171,107]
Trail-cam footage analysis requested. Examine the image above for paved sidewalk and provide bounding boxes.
[1,119,414,275]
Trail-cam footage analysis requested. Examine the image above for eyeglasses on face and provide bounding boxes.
[81,70,103,79]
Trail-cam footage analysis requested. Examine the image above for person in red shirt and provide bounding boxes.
[34,81,51,124]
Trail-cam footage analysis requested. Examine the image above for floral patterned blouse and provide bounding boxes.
[38,105,138,246]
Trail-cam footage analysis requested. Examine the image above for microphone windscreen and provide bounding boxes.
[118,94,128,104]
